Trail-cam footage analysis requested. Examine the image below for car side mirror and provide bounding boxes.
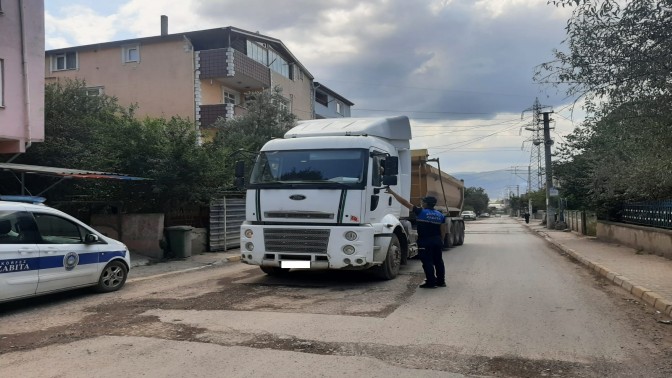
[85,234,100,244]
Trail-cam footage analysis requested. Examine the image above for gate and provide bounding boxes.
[209,195,246,251]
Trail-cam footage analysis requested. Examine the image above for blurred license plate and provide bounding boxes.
[280,261,310,269]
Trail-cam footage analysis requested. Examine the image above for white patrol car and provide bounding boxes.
[0,196,131,303]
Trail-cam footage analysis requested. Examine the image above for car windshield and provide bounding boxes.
[250,149,367,186]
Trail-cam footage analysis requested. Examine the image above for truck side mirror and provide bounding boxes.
[384,156,399,175]
[235,161,245,178]
[382,176,397,186]
[234,177,245,189]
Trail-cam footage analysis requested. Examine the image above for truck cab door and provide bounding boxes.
[368,152,398,221]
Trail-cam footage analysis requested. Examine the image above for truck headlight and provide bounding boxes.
[344,231,357,241]
[244,229,254,238]
[245,242,254,251]
[343,245,355,255]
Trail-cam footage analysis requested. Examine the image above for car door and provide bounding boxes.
[0,211,39,301]
[33,212,102,294]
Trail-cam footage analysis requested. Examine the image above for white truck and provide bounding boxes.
[236,116,465,279]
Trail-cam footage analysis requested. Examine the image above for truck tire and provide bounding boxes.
[260,266,291,276]
[374,234,401,280]
[455,221,465,246]
[443,222,453,250]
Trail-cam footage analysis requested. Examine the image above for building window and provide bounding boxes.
[122,44,140,63]
[315,91,328,107]
[246,41,290,79]
[52,52,77,71]
[223,90,238,105]
[336,101,343,115]
[84,86,104,96]
[0,59,4,107]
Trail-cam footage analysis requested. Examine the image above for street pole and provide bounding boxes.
[528,165,533,216]
[543,111,555,229]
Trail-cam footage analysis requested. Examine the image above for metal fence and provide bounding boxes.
[621,200,672,229]
[209,195,246,251]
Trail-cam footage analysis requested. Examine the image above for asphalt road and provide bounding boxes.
[1,217,671,377]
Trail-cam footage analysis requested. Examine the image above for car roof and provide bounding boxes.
[0,200,54,212]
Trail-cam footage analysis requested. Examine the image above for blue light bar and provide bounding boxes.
[0,195,47,204]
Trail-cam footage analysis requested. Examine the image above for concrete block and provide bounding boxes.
[620,279,634,292]
[653,298,672,314]
[631,285,649,299]
[642,291,664,308]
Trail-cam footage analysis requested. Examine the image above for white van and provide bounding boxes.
[0,196,131,303]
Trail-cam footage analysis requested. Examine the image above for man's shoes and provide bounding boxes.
[419,282,437,289]
[436,282,446,287]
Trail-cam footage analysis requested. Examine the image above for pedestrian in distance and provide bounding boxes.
[524,211,530,224]
[385,186,446,289]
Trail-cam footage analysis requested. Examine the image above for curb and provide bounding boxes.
[525,222,672,317]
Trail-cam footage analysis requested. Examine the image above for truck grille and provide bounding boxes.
[264,229,330,254]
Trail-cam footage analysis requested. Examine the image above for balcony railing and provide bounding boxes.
[199,48,270,90]
[199,104,248,129]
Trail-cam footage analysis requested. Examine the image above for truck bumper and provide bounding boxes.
[239,223,380,269]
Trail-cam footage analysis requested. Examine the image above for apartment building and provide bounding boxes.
[0,0,45,154]
[44,17,314,135]
[314,82,354,119]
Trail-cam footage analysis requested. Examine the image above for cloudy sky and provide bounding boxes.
[44,0,584,198]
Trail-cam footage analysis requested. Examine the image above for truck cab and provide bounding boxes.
[239,116,416,279]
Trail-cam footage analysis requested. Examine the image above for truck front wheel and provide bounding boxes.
[260,266,290,276]
[374,234,401,280]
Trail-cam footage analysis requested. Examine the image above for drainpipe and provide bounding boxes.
[19,0,32,153]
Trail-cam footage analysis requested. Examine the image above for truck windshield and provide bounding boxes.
[250,149,367,187]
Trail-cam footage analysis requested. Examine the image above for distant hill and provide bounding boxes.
[451,169,529,201]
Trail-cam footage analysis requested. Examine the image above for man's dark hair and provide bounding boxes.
[422,196,437,208]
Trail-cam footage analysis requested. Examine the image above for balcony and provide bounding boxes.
[199,104,248,129]
[199,48,270,92]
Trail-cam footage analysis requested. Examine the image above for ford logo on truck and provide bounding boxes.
[289,194,306,200]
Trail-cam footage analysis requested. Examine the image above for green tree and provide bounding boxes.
[535,0,672,213]
[5,80,229,212]
[208,86,298,184]
[464,187,490,214]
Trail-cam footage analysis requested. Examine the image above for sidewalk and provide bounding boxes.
[521,219,672,318]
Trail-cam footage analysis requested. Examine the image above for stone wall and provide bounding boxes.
[597,221,672,260]
[91,213,165,259]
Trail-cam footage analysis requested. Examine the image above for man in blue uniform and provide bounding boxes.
[386,187,447,288]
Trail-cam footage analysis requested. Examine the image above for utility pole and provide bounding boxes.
[521,99,547,191]
[542,111,555,229]
[528,165,533,215]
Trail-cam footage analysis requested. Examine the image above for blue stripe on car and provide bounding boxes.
[0,250,127,274]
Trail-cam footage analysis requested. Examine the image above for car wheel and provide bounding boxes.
[95,260,128,293]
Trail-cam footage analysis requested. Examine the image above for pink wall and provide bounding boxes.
[0,0,45,153]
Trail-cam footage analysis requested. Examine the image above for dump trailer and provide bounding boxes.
[237,116,465,280]
[410,149,466,248]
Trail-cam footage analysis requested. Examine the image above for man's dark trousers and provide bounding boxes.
[418,235,445,286]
